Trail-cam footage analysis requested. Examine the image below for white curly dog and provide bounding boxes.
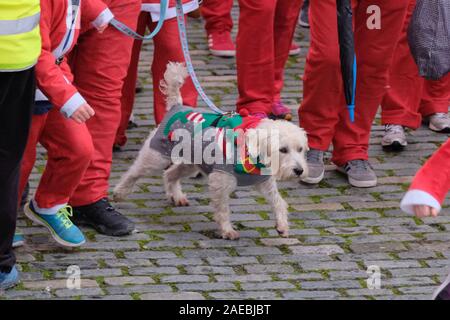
[113,63,309,240]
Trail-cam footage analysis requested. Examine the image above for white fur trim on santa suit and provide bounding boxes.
[400,189,442,215]
[60,92,88,118]
[141,0,199,22]
[92,8,114,30]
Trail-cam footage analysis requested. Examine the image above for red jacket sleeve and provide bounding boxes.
[35,0,86,118]
[410,139,450,205]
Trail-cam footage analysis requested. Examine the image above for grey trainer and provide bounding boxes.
[301,149,324,184]
[381,124,407,151]
[338,160,377,188]
[428,113,450,133]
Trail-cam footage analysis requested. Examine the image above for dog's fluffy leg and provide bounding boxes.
[113,131,170,201]
[208,172,239,240]
[255,177,290,237]
[163,164,196,206]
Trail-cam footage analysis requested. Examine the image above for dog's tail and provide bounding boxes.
[160,62,189,111]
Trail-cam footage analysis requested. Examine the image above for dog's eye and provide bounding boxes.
[298,147,303,153]
[279,147,288,153]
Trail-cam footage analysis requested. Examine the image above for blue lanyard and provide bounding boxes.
[175,0,224,114]
[109,0,168,40]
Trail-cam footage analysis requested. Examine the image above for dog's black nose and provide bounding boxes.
[294,168,303,176]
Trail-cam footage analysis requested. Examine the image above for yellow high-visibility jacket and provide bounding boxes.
[0,0,41,71]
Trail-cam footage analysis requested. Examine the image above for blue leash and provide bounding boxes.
[175,0,224,114]
[109,0,168,40]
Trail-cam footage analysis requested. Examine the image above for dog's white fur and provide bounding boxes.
[114,62,309,240]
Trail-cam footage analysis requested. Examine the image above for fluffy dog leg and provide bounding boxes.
[208,172,239,240]
[163,164,197,206]
[113,132,170,201]
[255,177,290,237]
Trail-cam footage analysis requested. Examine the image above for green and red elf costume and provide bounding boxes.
[150,105,271,186]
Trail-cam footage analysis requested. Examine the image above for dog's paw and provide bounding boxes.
[221,229,240,240]
[276,223,289,238]
[112,189,128,202]
[171,196,190,207]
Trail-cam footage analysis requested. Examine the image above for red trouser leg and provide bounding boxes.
[332,0,410,165]
[152,18,198,124]
[236,0,277,115]
[115,12,148,147]
[201,0,233,33]
[236,0,301,115]
[273,0,303,102]
[69,0,141,206]
[34,109,94,209]
[18,114,48,204]
[300,0,409,166]
[419,73,450,117]
[410,139,450,205]
[380,0,423,129]
[299,0,343,151]
[116,14,198,139]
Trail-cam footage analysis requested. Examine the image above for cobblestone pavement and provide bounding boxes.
[3,6,450,300]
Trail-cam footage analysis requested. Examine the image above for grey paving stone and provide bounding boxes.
[141,292,205,300]
[161,275,210,283]
[282,290,341,299]
[241,281,296,291]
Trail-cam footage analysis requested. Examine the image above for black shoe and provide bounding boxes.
[127,120,138,130]
[72,198,135,236]
[113,144,122,153]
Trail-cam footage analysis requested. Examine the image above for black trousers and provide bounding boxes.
[0,68,35,273]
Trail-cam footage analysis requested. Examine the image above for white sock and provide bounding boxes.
[31,199,66,215]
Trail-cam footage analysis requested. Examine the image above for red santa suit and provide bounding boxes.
[298,0,410,166]
[381,0,450,129]
[201,0,233,35]
[401,138,450,215]
[236,0,303,116]
[115,0,199,147]
[18,0,112,213]
[67,0,141,207]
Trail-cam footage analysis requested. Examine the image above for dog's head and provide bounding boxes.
[245,119,309,180]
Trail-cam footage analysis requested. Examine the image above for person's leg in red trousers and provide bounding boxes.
[299,0,409,187]
[115,12,149,148]
[381,0,422,130]
[18,114,48,204]
[33,109,93,210]
[68,0,141,236]
[273,0,303,103]
[299,0,345,152]
[420,74,450,117]
[201,0,235,57]
[236,0,302,117]
[201,0,233,34]
[115,13,198,147]
[151,18,198,124]
[300,0,409,162]
[420,74,450,132]
[332,0,410,165]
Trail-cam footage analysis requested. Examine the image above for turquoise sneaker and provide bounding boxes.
[24,201,86,247]
[0,265,20,290]
[12,234,25,248]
